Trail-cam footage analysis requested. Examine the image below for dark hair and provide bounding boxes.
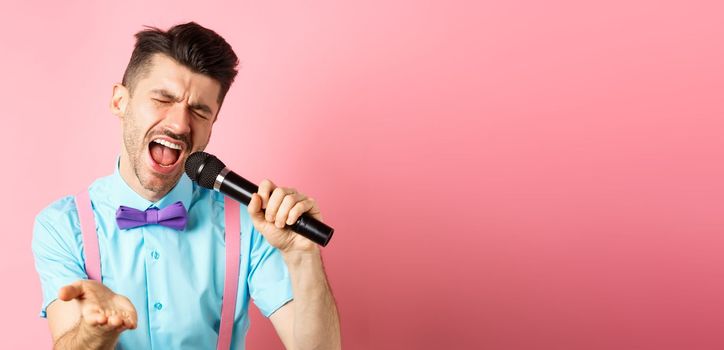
[121,22,239,103]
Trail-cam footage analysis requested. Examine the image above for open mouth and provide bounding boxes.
[147,138,185,173]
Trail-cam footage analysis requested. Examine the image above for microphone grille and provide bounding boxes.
[184,151,226,189]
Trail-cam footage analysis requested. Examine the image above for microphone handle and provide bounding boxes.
[219,171,334,247]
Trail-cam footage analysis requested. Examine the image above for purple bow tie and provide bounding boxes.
[116,201,188,231]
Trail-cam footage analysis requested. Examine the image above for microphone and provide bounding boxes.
[184,151,334,247]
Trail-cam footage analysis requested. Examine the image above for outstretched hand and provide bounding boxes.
[58,280,138,335]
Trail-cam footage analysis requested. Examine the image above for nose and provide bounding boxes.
[163,102,192,139]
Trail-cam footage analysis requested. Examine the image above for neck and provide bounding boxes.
[118,152,171,202]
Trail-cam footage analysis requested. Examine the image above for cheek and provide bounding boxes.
[128,104,162,135]
[191,123,213,149]
[137,103,163,123]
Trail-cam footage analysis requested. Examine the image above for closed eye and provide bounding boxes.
[191,109,209,120]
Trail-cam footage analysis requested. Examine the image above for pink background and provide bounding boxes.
[1,0,723,349]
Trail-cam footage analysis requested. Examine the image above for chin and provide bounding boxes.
[134,159,183,195]
[143,173,181,195]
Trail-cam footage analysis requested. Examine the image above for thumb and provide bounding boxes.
[58,280,84,301]
[247,193,266,223]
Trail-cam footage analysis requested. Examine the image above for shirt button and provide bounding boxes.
[154,302,163,311]
[151,250,160,260]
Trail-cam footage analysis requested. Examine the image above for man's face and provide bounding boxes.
[114,53,222,197]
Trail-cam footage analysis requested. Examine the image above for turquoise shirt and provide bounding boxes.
[32,161,293,349]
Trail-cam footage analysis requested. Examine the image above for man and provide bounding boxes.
[32,22,341,349]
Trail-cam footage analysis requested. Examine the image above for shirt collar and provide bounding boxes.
[109,156,193,211]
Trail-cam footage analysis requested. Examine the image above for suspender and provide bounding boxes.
[75,191,241,350]
[76,191,101,281]
[218,198,241,349]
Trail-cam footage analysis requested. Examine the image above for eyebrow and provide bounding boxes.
[150,89,213,116]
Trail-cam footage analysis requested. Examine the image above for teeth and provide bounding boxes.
[153,139,182,150]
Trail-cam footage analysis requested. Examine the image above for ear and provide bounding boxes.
[110,83,130,117]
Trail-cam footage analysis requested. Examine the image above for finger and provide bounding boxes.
[276,193,305,228]
[82,307,105,326]
[122,310,137,329]
[95,313,108,326]
[257,179,276,209]
[114,296,138,329]
[286,198,316,225]
[106,309,123,330]
[58,280,84,301]
[121,310,129,323]
[90,309,108,326]
[248,194,274,233]
[129,309,138,329]
[248,192,262,215]
[248,193,265,222]
[107,314,124,329]
[122,317,135,330]
[267,187,294,222]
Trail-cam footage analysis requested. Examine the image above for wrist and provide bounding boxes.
[281,245,321,267]
[77,320,121,349]
[279,234,320,256]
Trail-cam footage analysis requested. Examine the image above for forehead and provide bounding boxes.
[136,54,221,104]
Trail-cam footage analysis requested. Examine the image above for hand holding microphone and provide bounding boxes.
[185,152,334,247]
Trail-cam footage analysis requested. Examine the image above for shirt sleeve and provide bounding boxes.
[31,196,87,318]
[244,209,294,317]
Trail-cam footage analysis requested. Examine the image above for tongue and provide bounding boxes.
[150,143,180,166]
